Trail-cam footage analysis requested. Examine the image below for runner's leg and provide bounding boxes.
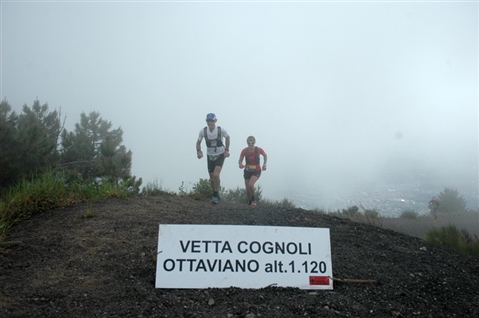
[244,178,251,203]
[247,175,259,201]
[210,165,222,193]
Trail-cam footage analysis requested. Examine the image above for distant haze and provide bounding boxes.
[2,1,477,212]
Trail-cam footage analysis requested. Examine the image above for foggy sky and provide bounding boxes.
[1,1,477,209]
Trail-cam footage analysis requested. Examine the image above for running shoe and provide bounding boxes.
[212,196,220,204]
[250,201,257,207]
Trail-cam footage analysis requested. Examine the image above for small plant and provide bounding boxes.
[260,197,296,208]
[347,205,383,227]
[141,178,174,196]
[221,185,263,204]
[363,208,383,227]
[192,178,214,199]
[364,208,380,219]
[178,181,188,196]
[344,206,360,217]
[400,210,419,219]
[85,201,94,218]
[149,249,157,263]
[97,180,129,199]
[221,186,248,204]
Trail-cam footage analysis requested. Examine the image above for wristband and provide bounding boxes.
[197,150,202,154]
[225,149,229,151]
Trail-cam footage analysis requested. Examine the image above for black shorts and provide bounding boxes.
[244,169,261,180]
[207,153,226,173]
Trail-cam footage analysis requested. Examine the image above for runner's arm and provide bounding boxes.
[238,149,245,168]
[261,151,268,170]
[224,135,230,157]
[196,139,203,158]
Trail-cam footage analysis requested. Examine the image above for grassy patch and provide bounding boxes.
[0,171,134,236]
[261,197,296,208]
[400,210,419,219]
[141,178,175,196]
[424,224,479,257]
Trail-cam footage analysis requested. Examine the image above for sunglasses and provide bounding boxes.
[206,120,215,122]
[247,141,255,144]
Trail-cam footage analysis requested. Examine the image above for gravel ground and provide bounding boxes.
[1,194,478,317]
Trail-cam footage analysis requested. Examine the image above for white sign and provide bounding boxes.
[155,224,333,290]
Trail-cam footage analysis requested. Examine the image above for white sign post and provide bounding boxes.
[155,224,333,290]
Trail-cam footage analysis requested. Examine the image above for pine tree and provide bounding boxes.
[0,99,20,189]
[0,99,62,190]
[16,100,61,173]
[99,134,131,185]
[60,111,141,190]
[60,111,112,181]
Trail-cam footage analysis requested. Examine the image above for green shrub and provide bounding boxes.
[192,178,214,199]
[221,185,263,204]
[97,180,129,199]
[221,186,248,204]
[343,206,360,217]
[424,224,479,257]
[141,178,174,196]
[178,181,188,196]
[400,210,419,219]
[364,208,380,219]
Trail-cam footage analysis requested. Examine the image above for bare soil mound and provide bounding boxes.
[1,194,478,317]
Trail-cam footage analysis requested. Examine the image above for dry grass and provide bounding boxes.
[381,214,479,238]
[350,213,384,228]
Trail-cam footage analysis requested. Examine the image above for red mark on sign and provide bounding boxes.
[309,276,330,285]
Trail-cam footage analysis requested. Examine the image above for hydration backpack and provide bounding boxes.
[245,146,260,165]
[204,126,223,149]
